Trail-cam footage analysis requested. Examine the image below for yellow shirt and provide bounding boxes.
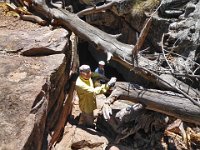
[75,76,108,114]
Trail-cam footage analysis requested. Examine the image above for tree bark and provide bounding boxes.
[30,0,199,101]
[106,82,200,125]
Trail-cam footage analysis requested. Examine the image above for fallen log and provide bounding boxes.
[105,82,200,125]
[30,0,200,101]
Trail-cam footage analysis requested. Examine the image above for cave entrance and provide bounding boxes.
[77,40,125,81]
[77,40,153,87]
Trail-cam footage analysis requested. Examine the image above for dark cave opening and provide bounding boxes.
[77,41,125,81]
[77,40,158,89]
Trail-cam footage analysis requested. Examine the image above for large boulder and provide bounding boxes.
[0,11,72,149]
[0,54,66,149]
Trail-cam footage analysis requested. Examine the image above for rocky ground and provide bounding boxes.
[1,2,200,150]
[0,3,40,30]
[55,94,109,150]
[0,4,123,150]
[55,93,133,150]
[0,4,68,149]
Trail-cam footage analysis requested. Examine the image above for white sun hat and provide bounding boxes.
[79,65,91,72]
[99,61,105,65]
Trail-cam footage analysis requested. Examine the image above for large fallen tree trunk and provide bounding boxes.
[106,82,200,125]
[30,0,200,102]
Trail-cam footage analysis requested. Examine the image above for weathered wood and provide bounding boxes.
[30,0,200,101]
[132,17,152,66]
[131,0,162,66]
[77,1,115,17]
[20,14,47,25]
[106,82,200,125]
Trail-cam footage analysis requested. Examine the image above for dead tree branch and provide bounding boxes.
[30,0,199,99]
[77,2,115,17]
[132,2,162,66]
[140,67,200,107]
[161,34,174,72]
[106,82,200,125]
[30,0,199,110]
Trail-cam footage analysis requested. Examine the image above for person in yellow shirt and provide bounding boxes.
[75,64,116,128]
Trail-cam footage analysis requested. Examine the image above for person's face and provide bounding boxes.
[99,65,104,69]
[80,70,92,80]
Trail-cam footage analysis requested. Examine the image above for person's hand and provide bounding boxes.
[102,103,112,120]
[107,77,117,88]
[115,103,144,121]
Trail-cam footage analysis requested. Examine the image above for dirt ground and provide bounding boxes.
[0,3,40,31]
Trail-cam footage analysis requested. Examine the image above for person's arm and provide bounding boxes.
[94,68,98,73]
[76,81,109,95]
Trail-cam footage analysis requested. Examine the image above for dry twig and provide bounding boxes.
[77,2,115,17]
[140,67,200,108]
[132,2,162,66]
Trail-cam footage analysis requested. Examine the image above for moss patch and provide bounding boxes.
[131,0,160,15]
